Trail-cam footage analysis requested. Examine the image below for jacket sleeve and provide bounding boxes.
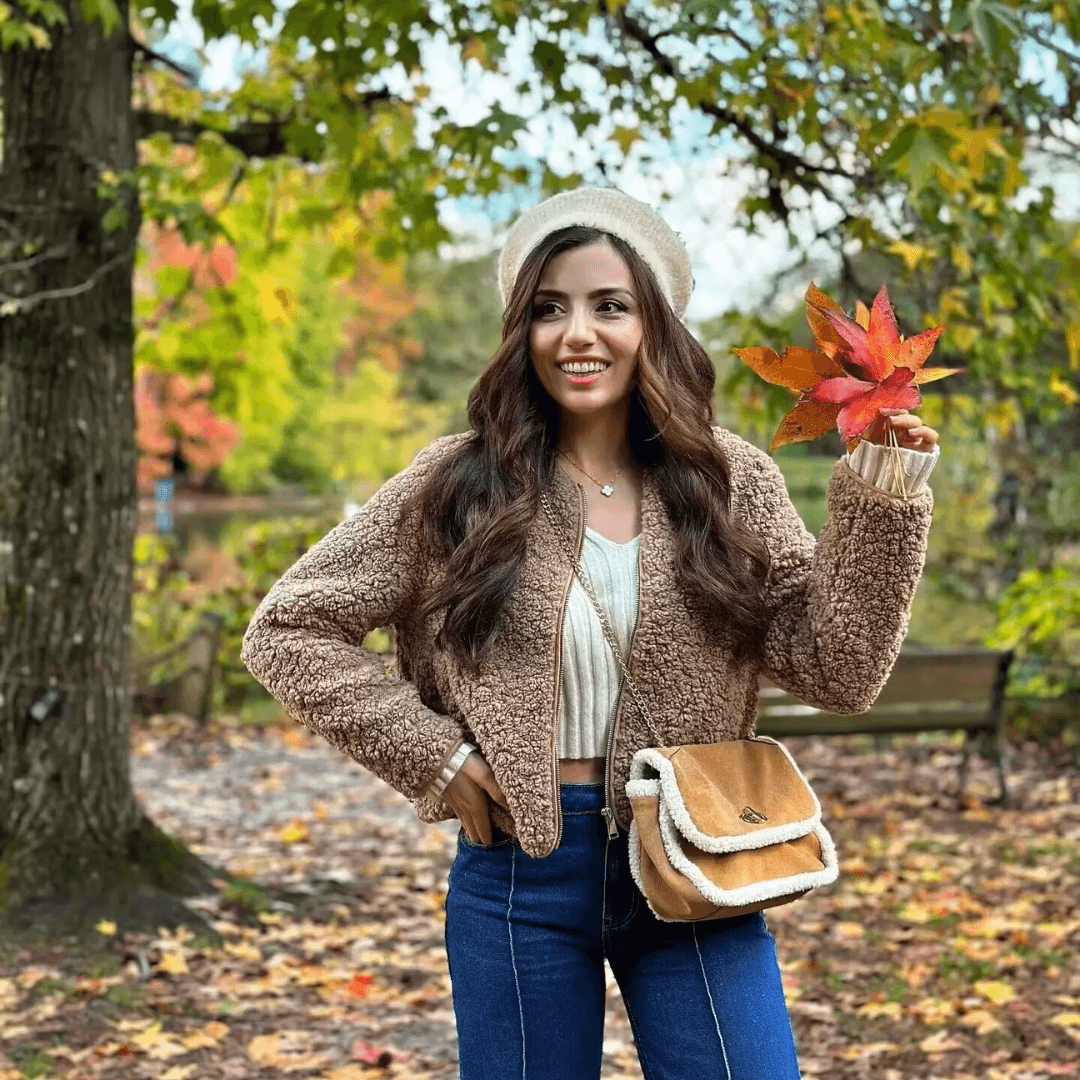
[240,439,470,799]
[733,441,934,714]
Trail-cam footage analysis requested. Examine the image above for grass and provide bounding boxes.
[7,1046,55,1079]
[217,878,272,920]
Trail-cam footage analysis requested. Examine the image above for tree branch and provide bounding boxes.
[134,90,392,159]
[130,35,197,83]
[0,248,132,316]
[0,245,70,277]
[610,9,856,186]
[135,110,308,160]
[1025,27,1080,70]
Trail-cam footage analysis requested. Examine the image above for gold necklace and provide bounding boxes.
[558,449,626,497]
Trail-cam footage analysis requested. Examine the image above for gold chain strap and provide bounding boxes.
[537,491,664,746]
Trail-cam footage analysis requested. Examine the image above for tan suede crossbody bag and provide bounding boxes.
[540,493,839,924]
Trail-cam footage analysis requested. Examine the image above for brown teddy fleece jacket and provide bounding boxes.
[240,427,933,859]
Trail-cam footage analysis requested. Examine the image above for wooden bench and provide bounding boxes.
[757,646,1014,804]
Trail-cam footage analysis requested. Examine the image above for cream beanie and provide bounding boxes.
[497,187,694,318]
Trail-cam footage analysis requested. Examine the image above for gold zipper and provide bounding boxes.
[601,530,643,838]
[547,481,586,856]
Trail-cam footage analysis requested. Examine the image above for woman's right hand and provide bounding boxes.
[441,751,511,846]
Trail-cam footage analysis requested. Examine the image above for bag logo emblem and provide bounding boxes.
[739,806,768,824]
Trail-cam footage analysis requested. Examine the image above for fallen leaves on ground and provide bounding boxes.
[1,712,1077,1079]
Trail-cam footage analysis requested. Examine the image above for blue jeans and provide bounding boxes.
[445,782,802,1079]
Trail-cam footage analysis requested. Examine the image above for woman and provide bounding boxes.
[241,186,939,1079]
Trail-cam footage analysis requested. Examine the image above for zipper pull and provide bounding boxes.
[601,805,619,838]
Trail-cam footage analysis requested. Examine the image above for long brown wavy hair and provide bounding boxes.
[408,225,772,672]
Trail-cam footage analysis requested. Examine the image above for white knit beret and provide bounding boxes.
[497,186,694,318]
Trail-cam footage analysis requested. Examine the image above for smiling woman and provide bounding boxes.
[242,185,941,1080]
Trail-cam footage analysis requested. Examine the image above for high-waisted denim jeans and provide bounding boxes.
[445,781,802,1079]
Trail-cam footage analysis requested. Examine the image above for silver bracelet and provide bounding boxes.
[427,740,476,797]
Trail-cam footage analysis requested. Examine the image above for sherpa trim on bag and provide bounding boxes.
[625,740,825,853]
[626,815,839,921]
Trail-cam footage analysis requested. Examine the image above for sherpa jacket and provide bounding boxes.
[240,427,934,859]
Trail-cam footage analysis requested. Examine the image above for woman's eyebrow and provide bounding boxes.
[533,287,635,299]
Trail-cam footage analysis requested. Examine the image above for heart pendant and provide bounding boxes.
[600,483,615,497]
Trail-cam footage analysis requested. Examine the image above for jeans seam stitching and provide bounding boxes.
[507,845,527,1079]
[693,923,732,1080]
[606,874,638,935]
[620,989,656,1080]
[601,826,610,936]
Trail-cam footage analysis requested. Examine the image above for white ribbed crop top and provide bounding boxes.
[557,526,640,759]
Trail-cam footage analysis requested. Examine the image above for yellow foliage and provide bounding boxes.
[161,1068,198,1080]
[838,1041,898,1060]
[280,820,311,846]
[950,246,974,278]
[974,979,1017,1005]
[897,900,935,923]
[246,1030,328,1071]
[983,398,1020,436]
[131,1021,188,1060]
[158,951,189,976]
[611,126,639,155]
[279,819,310,844]
[835,921,865,939]
[912,996,956,1025]
[918,1029,962,1053]
[857,1000,902,1020]
[461,37,490,67]
[937,286,970,320]
[888,240,933,271]
[1067,321,1080,370]
[959,1008,1002,1035]
[1048,373,1078,404]
[950,126,1009,180]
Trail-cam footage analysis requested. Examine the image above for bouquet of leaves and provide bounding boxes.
[735,285,960,480]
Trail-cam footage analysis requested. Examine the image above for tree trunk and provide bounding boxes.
[0,1,213,937]
[987,409,1061,594]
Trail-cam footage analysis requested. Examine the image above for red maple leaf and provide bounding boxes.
[735,283,961,449]
[351,1040,393,1066]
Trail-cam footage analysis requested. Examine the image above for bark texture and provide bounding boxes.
[0,2,212,932]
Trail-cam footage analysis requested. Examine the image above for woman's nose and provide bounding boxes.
[565,305,596,345]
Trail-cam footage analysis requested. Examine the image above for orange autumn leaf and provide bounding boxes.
[732,344,845,392]
[346,973,372,998]
[803,283,847,358]
[768,397,841,452]
[737,282,961,447]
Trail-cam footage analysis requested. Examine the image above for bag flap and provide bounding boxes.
[629,741,822,853]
